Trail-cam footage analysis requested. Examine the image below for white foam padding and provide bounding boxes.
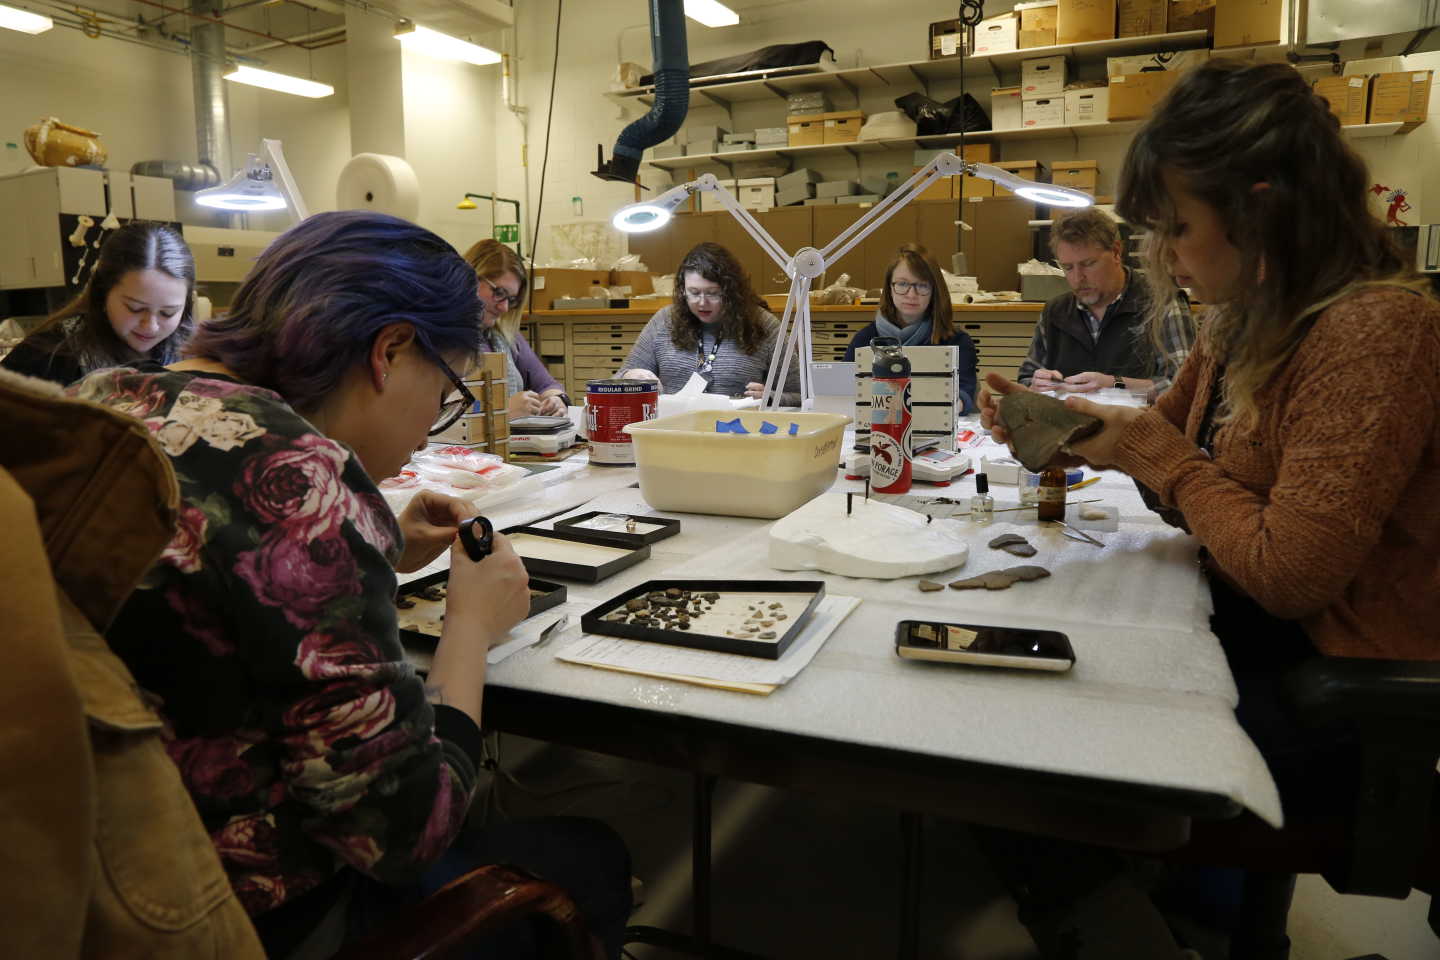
[769,492,970,579]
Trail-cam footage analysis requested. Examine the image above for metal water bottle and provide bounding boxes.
[869,337,912,494]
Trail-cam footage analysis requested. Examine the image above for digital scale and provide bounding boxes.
[844,446,972,485]
[508,415,579,456]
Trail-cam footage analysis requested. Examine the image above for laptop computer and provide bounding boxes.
[809,361,857,397]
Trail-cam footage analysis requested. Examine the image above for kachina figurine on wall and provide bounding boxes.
[1371,182,1412,227]
[23,117,107,167]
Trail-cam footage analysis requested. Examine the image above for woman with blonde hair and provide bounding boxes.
[462,239,568,417]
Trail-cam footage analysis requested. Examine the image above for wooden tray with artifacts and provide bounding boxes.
[396,571,567,647]
[580,579,826,659]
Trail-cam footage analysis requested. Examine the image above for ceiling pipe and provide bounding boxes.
[592,0,688,185]
[190,0,232,181]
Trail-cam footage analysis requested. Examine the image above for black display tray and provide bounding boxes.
[552,511,681,547]
[581,579,826,659]
[395,570,567,647]
[502,525,651,582]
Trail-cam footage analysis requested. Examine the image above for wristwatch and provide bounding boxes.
[1113,376,1126,390]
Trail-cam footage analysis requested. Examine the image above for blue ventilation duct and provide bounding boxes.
[593,0,689,185]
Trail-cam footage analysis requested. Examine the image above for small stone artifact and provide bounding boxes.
[987,533,1037,558]
[917,579,945,592]
[948,565,1051,591]
[998,391,1103,472]
[1080,505,1108,521]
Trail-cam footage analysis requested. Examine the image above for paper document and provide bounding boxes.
[556,595,860,691]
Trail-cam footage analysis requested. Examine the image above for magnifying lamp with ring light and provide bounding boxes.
[611,152,1092,410]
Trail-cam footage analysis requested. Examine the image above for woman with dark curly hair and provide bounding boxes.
[619,241,801,401]
[3,221,195,386]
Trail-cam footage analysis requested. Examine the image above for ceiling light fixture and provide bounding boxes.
[224,64,334,99]
[683,0,739,27]
[394,20,501,66]
[0,1,52,33]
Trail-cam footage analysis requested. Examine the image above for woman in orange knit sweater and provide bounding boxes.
[980,59,1439,956]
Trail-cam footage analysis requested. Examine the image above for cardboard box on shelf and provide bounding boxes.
[974,13,1019,55]
[685,140,718,156]
[1022,97,1066,128]
[1107,48,1209,75]
[816,180,860,198]
[823,110,865,144]
[835,194,883,205]
[787,91,831,114]
[1057,0,1116,44]
[958,142,998,197]
[700,179,738,211]
[1022,55,1068,99]
[993,160,1049,198]
[1169,0,1215,31]
[776,184,815,206]
[930,18,967,59]
[913,168,955,201]
[1106,70,1181,120]
[738,184,776,210]
[1118,0,1167,36]
[803,197,836,206]
[1064,85,1110,124]
[682,125,729,144]
[721,131,754,143]
[960,142,998,163]
[914,147,952,165]
[1214,0,1281,48]
[652,143,684,159]
[1369,70,1433,127]
[961,176,994,199]
[717,141,756,153]
[530,268,610,309]
[1016,1,1059,48]
[787,116,826,146]
[778,168,823,193]
[754,126,789,145]
[609,270,654,295]
[1052,160,1099,192]
[991,86,1024,130]
[1313,75,1372,126]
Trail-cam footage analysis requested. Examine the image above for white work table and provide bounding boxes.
[430,431,1283,852]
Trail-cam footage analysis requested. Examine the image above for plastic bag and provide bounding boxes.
[379,446,539,514]
[894,92,991,136]
[612,253,648,272]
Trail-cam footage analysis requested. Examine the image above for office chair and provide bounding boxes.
[1164,656,1440,960]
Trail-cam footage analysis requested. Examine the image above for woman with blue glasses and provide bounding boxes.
[843,243,979,413]
[619,241,800,402]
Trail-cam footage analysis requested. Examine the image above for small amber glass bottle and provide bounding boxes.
[1036,466,1067,522]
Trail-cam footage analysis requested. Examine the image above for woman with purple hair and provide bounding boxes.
[68,211,631,958]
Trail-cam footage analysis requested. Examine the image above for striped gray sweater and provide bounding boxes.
[621,305,802,403]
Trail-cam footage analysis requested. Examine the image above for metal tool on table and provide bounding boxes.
[1049,519,1105,547]
[855,489,1104,523]
[532,614,570,649]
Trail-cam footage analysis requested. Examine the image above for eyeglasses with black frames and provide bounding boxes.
[481,277,522,308]
[422,344,480,436]
[891,280,933,296]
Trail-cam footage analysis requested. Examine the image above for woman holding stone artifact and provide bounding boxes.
[619,241,801,402]
[69,211,631,959]
[843,243,979,413]
[979,59,1439,955]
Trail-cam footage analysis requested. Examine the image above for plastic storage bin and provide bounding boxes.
[624,410,850,519]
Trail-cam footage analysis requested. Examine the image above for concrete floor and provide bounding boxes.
[482,735,1438,960]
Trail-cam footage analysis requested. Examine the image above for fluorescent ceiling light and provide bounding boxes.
[394,22,500,66]
[195,155,288,212]
[0,2,52,33]
[225,64,334,99]
[684,0,739,27]
[612,185,692,233]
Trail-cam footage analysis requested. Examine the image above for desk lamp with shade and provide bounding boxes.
[195,138,309,221]
[611,153,1093,409]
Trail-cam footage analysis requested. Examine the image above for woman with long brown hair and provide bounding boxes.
[462,239,567,417]
[843,243,978,412]
[2,221,194,386]
[619,241,800,401]
[979,59,1440,953]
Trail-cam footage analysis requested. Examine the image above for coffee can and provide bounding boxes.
[585,379,658,465]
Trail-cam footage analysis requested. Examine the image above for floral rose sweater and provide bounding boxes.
[70,368,483,917]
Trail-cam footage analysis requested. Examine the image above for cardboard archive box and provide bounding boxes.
[974,13,1019,55]
[1313,75,1371,126]
[991,86,1024,130]
[960,142,998,198]
[1023,97,1066,128]
[1107,49,1209,75]
[1118,0,1167,36]
[1107,70,1181,120]
[930,18,967,59]
[1065,85,1110,123]
[1016,1,1059,48]
[1369,71,1433,128]
[1052,160,1099,192]
[913,169,954,201]
[1169,0,1215,30]
[1057,0,1116,44]
[1214,0,1282,48]
[823,111,865,144]
[787,115,826,146]
[530,269,610,309]
[1022,56,1068,99]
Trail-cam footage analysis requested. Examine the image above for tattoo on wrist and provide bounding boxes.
[424,683,446,705]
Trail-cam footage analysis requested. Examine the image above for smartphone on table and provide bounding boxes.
[895,620,1075,672]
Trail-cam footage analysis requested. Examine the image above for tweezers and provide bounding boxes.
[1049,519,1104,547]
[532,615,570,649]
